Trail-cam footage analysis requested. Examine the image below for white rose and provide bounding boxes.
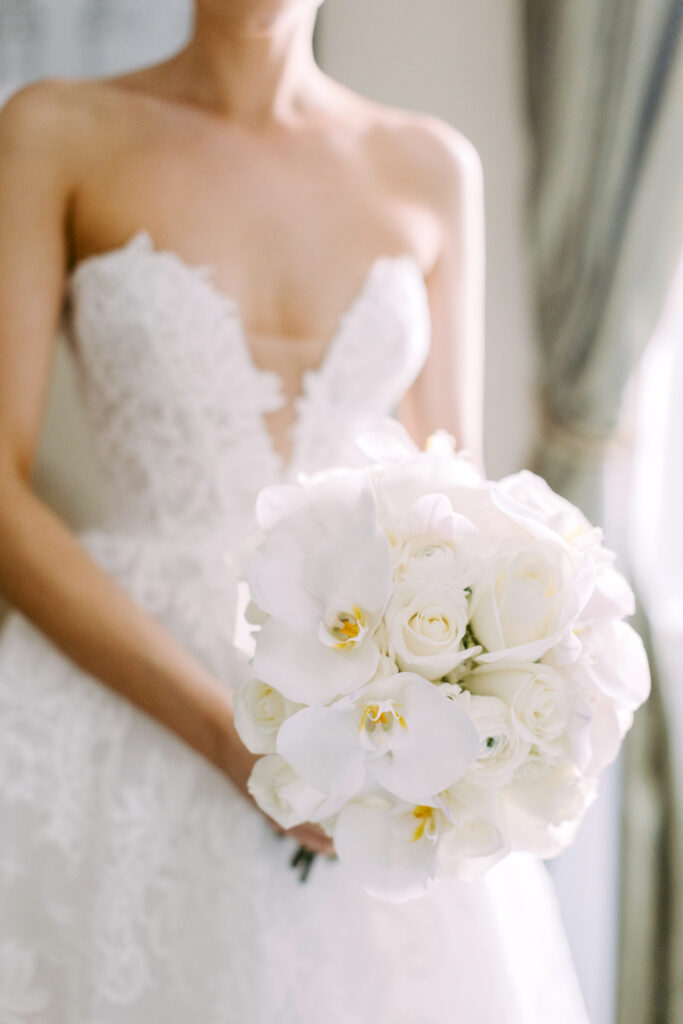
[234,679,302,754]
[502,751,597,856]
[247,754,331,829]
[543,619,649,773]
[496,469,600,552]
[559,619,650,712]
[385,580,476,680]
[452,690,530,786]
[470,538,581,662]
[493,470,635,622]
[465,661,587,756]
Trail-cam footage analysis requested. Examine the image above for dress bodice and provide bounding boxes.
[63,230,431,542]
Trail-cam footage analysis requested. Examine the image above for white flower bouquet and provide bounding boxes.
[233,423,650,901]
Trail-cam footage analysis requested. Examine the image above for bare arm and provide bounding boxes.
[0,83,332,853]
[398,121,486,472]
[0,83,253,780]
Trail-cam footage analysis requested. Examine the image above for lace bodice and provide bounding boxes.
[63,230,431,543]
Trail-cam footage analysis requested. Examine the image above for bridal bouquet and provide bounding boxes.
[233,423,650,901]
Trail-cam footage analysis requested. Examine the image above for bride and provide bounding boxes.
[0,1,590,1020]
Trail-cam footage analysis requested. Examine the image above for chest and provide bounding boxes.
[72,122,436,340]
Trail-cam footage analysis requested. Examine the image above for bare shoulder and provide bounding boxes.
[352,95,484,214]
[387,111,482,214]
[0,76,111,168]
[1,77,92,135]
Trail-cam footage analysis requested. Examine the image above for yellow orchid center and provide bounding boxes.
[411,805,437,842]
[360,701,408,735]
[326,605,366,649]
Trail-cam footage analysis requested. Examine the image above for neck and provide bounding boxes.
[176,3,327,127]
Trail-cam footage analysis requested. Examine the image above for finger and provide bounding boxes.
[291,829,335,855]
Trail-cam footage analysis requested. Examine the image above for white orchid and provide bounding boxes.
[249,474,393,705]
[333,795,450,901]
[436,787,508,881]
[276,671,479,806]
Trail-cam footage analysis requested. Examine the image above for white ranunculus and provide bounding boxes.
[276,671,480,806]
[233,678,302,755]
[385,580,478,680]
[470,538,582,662]
[394,534,473,586]
[392,491,485,582]
[464,661,590,757]
[451,690,531,786]
[333,795,449,901]
[247,755,334,830]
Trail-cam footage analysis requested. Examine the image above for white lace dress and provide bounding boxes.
[0,231,590,1024]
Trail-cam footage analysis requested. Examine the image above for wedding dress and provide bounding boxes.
[0,229,590,1023]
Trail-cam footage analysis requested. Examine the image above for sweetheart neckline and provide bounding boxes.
[67,229,429,476]
[68,229,425,347]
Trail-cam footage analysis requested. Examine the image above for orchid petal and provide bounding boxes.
[404,493,482,549]
[255,484,310,532]
[277,705,366,800]
[302,520,392,615]
[248,534,320,627]
[354,418,419,464]
[370,676,479,802]
[334,799,438,902]
[253,617,379,705]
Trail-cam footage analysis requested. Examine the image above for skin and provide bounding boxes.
[0,0,485,855]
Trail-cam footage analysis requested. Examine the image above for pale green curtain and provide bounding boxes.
[523,2,683,1023]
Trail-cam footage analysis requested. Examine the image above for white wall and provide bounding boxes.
[316,0,537,479]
